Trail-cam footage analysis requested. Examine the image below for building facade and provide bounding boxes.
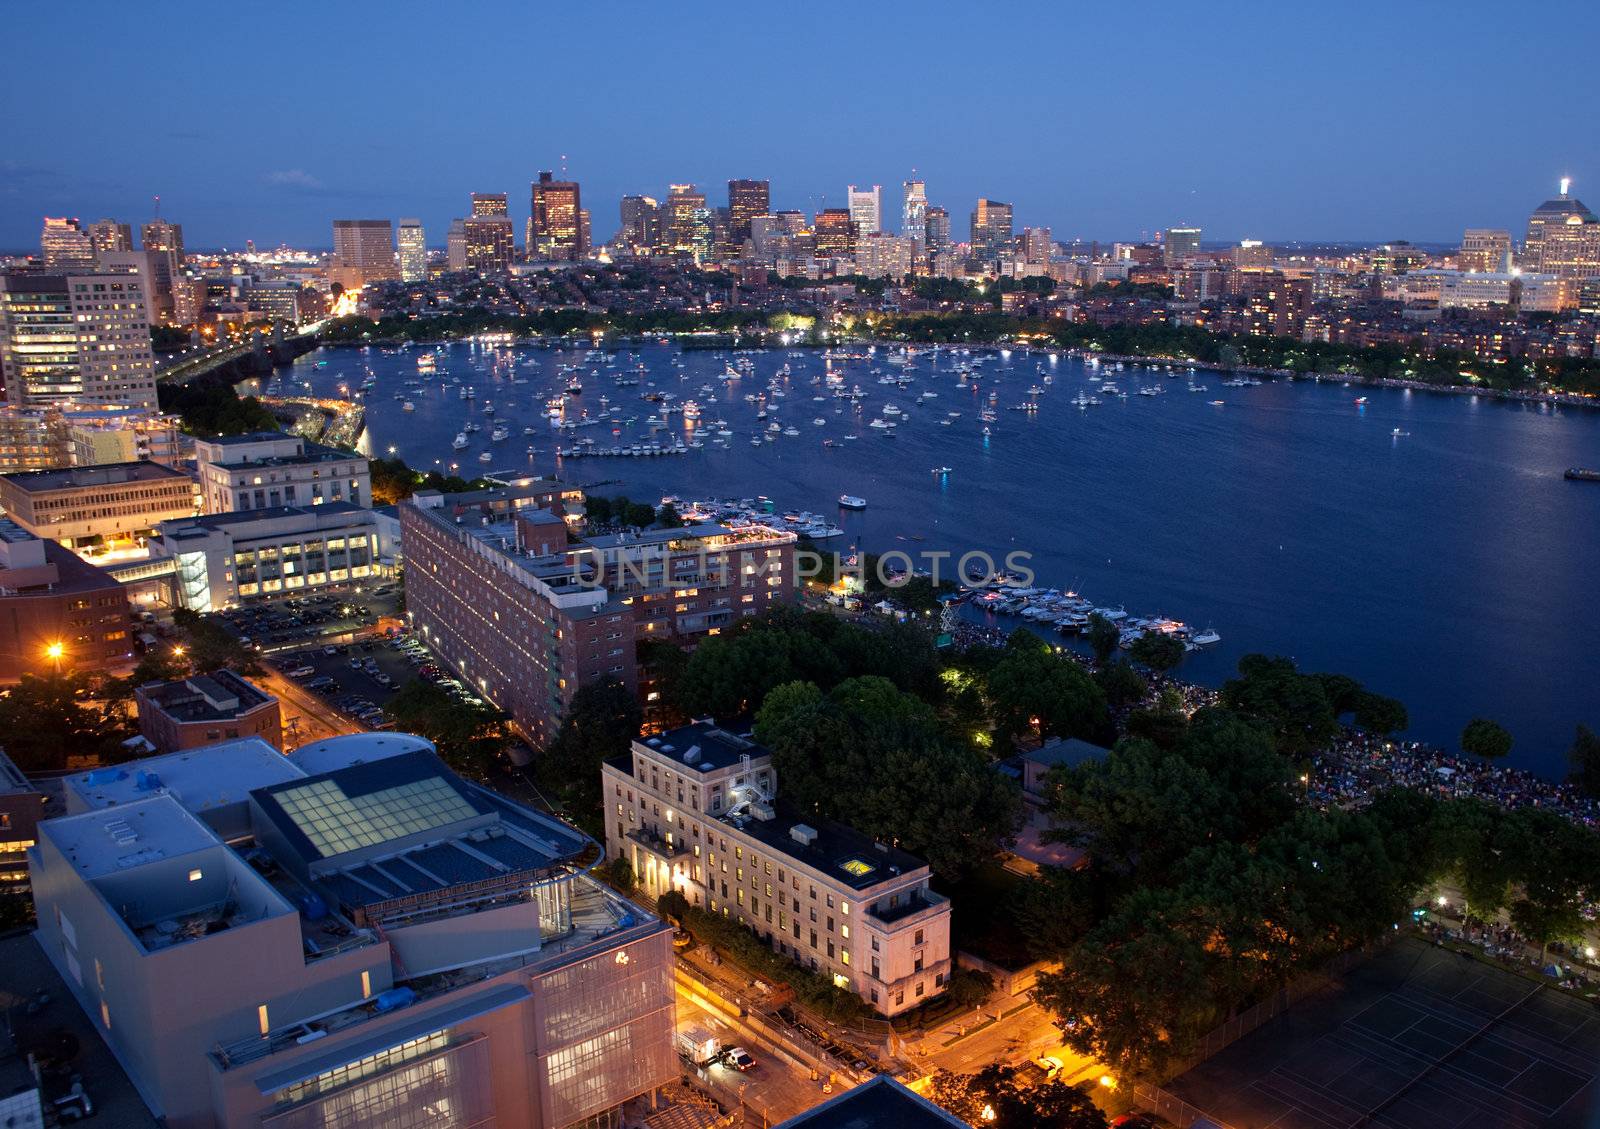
[329,220,398,290]
[530,173,583,261]
[969,199,1013,261]
[605,723,953,1017]
[0,460,196,549]
[0,519,131,680]
[727,180,770,248]
[901,180,927,243]
[396,219,427,282]
[847,185,883,238]
[194,432,369,515]
[41,218,97,271]
[135,669,283,753]
[0,271,158,409]
[463,215,516,275]
[1458,229,1512,273]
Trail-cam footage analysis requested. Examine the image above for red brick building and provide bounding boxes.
[134,669,282,753]
[0,518,131,681]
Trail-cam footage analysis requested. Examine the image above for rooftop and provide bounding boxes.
[137,669,274,723]
[774,1077,966,1128]
[640,721,764,773]
[1024,737,1110,771]
[727,803,928,891]
[45,794,224,881]
[66,737,300,816]
[158,500,369,537]
[200,437,363,469]
[288,731,436,776]
[0,460,190,494]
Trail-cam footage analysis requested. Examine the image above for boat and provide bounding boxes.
[401,401,415,412]
[1354,396,1368,405]
[491,426,511,441]
[451,432,469,450]
[838,495,867,510]
[478,451,493,463]
[930,466,953,475]
[1391,428,1410,437]
[1209,399,1225,406]
[1565,468,1600,482]
[1190,628,1221,646]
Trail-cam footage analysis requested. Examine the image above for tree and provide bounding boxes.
[1352,691,1408,736]
[1460,717,1513,761]
[1127,631,1185,673]
[1221,654,1337,756]
[1567,724,1600,798]
[1093,661,1147,710]
[384,679,509,778]
[171,608,262,675]
[929,1064,1108,1129]
[656,502,684,528]
[542,678,642,809]
[986,640,1108,745]
[1084,614,1120,666]
[0,670,131,772]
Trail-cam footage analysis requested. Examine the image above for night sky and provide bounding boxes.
[4,0,1595,250]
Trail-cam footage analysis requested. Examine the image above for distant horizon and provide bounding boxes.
[4,1,1595,249]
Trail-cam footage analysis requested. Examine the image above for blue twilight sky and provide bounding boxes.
[2,0,1596,251]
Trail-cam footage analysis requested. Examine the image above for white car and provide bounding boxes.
[727,1047,756,1072]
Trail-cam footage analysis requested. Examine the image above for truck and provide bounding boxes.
[676,1025,721,1068]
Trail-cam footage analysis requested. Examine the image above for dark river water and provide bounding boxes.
[265,340,1600,780]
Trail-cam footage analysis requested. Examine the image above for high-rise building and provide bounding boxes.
[529,171,583,260]
[140,219,185,267]
[470,192,509,217]
[1523,180,1600,280]
[855,233,915,278]
[1164,226,1203,265]
[1457,230,1510,273]
[33,734,677,1129]
[446,218,468,272]
[1022,226,1053,265]
[618,195,660,253]
[40,218,96,271]
[396,218,427,282]
[727,179,770,247]
[847,185,882,237]
[902,180,927,242]
[924,206,951,253]
[664,184,708,256]
[0,271,158,408]
[330,219,398,290]
[969,199,1013,259]
[463,214,516,275]
[813,209,857,258]
[1234,239,1274,269]
[87,219,133,257]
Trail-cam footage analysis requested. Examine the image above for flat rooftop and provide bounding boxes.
[0,460,190,493]
[775,1076,966,1128]
[727,803,928,892]
[45,795,223,880]
[203,438,361,469]
[159,500,368,536]
[640,722,765,773]
[289,732,436,776]
[138,669,274,723]
[66,738,300,816]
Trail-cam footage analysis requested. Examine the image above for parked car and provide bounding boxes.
[726,1047,756,1072]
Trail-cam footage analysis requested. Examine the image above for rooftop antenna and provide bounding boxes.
[1560,176,1572,197]
[153,194,161,219]
[560,154,568,177]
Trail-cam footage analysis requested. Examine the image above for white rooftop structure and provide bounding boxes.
[287,732,435,776]
[65,738,301,816]
[45,795,228,881]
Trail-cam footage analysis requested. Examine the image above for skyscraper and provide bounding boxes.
[902,180,927,242]
[814,209,856,258]
[397,218,427,282]
[727,179,770,247]
[1164,226,1203,265]
[446,219,468,272]
[924,206,951,254]
[969,199,1013,259]
[87,219,133,257]
[40,218,96,271]
[1023,226,1053,264]
[330,219,398,289]
[140,219,185,266]
[664,184,708,256]
[0,271,157,408]
[470,192,509,217]
[1523,180,1600,279]
[1458,229,1511,273]
[847,185,882,237]
[529,171,583,260]
[463,214,515,274]
[619,196,660,253]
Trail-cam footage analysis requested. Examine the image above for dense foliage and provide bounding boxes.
[158,378,279,435]
[930,1064,1108,1128]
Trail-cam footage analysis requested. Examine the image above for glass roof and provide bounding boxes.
[272,775,479,858]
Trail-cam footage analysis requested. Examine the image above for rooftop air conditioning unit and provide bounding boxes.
[790,824,818,847]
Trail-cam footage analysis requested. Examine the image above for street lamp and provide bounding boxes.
[45,641,64,672]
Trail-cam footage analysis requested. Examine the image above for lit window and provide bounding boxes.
[188,868,203,882]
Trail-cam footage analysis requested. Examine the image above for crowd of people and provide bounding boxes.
[1310,730,1600,828]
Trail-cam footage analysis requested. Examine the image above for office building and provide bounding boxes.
[88,219,133,256]
[0,749,44,893]
[901,180,927,242]
[194,432,369,515]
[854,233,914,278]
[445,218,468,272]
[35,734,676,1129]
[1458,229,1511,273]
[813,209,856,258]
[1022,226,1053,264]
[727,179,770,248]
[1164,225,1203,265]
[402,483,796,745]
[0,461,196,549]
[40,218,97,271]
[924,206,950,254]
[618,196,660,254]
[136,669,282,753]
[1234,239,1274,269]
[0,518,131,680]
[663,184,708,257]
[529,172,583,261]
[969,199,1013,260]
[847,185,882,237]
[329,220,398,290]
[396,218,427,282]
[0,271,158,408]
[141,219,185,267]
[470,192,509,218]
[1523,180,1600,279]
[152,502,381,610]
[463,214,516,275]
[606,722,953,1017]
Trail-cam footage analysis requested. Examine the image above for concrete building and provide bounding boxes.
[401,483,795,745]
[1524,180,1600,279]
[193,432,369,515]
[41,218,97,271]
[445,219,468,273]
[0,518,131,680]
[1458,229,1512,273]
[854,233,914,279]
[1164,225,1203,265]
[396,218,426,283]
[923,206,951,254]
[605,722,952,1017]
[88,219,134,256]
[463,214,516,275]
[618,196,660,254]
[328,220,397,290]
[813,209,856,259]
[36,735,676,1129]
[901,180,927,243]
[726,180,770,248]
[135,670,282,753]
[847,185,883,238]
[0,271,158,409]
[0,461,196,550]
[0,406,181,474]
[969,199,1013,261]
[529,172,584,261]
[151,502,381,611]
[0,748,46,893]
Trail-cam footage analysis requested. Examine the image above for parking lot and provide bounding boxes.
[211,584,403,652]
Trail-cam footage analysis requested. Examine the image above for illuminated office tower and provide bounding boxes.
[1234,239,1274,269]
[463,213,515,274]
[969,199,1013,259]
[924,206,950,254]
[529,171,583,260]
[397,218,427,282]
[446,219,468,272]
[664,184,707,254]
[902,180,927,242]
[330,220,398,290]
[619,196,660,253]
[1022,227,1053,264]
[1458,229,1511,273]
[87,219,133,257]
[1524,180,1600,279]
[140,219,185,266]
[1164,226,1202,265]
[847,185,882,237]
[814,208,857,258]
[0,271,156,408]
[471,192,509,217]
[41,218,96,271]
[727,179,770,247]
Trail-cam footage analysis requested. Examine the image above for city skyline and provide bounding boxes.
[4,1,1597,249]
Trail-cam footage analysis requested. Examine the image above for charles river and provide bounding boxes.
[260,340,1600,782]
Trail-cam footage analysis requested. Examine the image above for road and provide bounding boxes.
[254,666,359,745]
